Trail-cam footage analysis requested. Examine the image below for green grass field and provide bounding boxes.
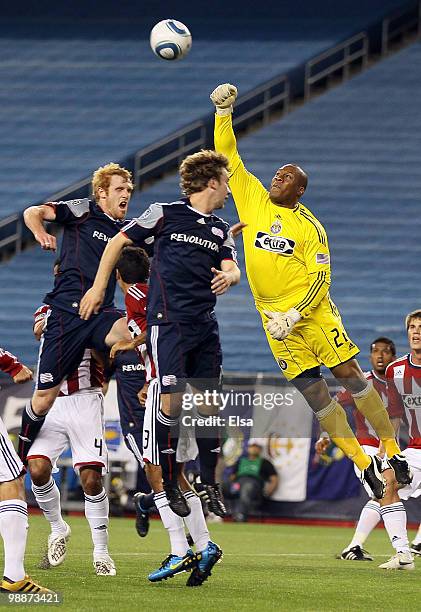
[2,515,420,612]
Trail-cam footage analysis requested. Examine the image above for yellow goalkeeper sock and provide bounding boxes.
[352,382,401,458]
[316,399,371,471]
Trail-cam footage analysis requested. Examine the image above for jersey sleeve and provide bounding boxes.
[46,198,90,224]
[386,365,404,419]
[214,114,268,220]
[219,228,238,264]
[125,288,147,335]
[121,203,164,246]
[0,347,23,378]
[293,218,331,317]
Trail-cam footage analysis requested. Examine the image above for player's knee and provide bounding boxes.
[105,318,131,347]
[32,389,57,415]
[28,459,52,486]
[161,392,182,418]
[301,379,330,412]
[80,467,103,496]
[331,359,366,394]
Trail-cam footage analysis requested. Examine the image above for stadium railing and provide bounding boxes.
[0,0,420,261]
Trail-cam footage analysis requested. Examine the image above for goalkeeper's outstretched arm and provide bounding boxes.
[211,83,267,215]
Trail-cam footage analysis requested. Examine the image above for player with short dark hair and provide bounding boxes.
[210,82,411,500]
[18,163,133,463]
[0,348,51,594]
[316,337,405,562]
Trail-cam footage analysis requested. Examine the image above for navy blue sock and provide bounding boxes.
[18,402,46,463]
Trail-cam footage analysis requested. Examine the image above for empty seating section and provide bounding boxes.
[0,1,417,371]
[0,0,407,218]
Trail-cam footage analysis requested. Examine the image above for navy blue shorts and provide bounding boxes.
[37,306,122,390]
[114,351,147,464]
[147,314,222,394]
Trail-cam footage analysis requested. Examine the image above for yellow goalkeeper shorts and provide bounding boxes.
[256,296,360,381]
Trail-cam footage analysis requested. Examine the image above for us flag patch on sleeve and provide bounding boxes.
[316,253,330,264]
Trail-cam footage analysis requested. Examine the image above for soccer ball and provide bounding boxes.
[150,19,192,61]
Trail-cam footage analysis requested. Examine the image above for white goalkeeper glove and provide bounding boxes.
[263,308,302,341]
[210,83,238,116]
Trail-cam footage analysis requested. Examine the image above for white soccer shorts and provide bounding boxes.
[143,378,198,465]
[0,416,24,482]
[354,444,384,497]
[28,392,108,474]
[398,448,421,500]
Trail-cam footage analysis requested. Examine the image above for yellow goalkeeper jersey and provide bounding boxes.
[215,114,331,317]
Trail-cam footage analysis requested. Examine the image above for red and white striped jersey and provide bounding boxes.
[386,354,421,449]
[336,371,387,447]
[0,347,23,378]
[125,283,156,381]
[33,305,103,395]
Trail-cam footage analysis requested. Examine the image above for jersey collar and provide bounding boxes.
[409,354,421,369]
[370,370,386,384]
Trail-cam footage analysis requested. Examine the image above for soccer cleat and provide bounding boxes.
[133,493,150,538]
[93,554,116,576]
[163,484,191,517]
[193,482,226,517]
[378,551,414,570]
[387,454,413,485]
[338,545,373,561]
[0,576,53,593]
[186,541,223,587]
[362,456,385,499]
[204,484,226,517]
[47,523,71,567]
[410,542,421,556]
[148,550,196,582]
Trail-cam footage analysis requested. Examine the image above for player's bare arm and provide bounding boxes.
[79,232,132,320]
[13,365,33,384]
[23,204,57,251]
[109,331,147,360]
[211,260,240,296]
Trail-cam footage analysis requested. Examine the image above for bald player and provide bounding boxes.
[210,83,411,500]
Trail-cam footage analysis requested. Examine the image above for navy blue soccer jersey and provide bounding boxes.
[121,198,237,324]
[44,198,129,314]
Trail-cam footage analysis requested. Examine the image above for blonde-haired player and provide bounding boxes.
[210,83,411,499]
[18,163,133,464]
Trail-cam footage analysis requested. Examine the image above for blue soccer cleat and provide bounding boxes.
[186,541,223,587]
[148,549,196,582]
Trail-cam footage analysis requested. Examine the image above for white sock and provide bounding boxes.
[154,492,188,557]
[0,499,27,581]
[348,500,381,549]
[380,502,410,553]
[32,477,67,536]
[412,522,421,545]
[183,490,209,552]
[84,489,109,557]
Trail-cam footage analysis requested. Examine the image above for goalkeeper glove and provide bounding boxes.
[263,308,302,341]
[210,83,238,116]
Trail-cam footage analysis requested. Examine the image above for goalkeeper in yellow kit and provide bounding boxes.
[211,83,411,499]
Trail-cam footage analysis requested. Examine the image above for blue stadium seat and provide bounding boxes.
[0,0,406,218]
